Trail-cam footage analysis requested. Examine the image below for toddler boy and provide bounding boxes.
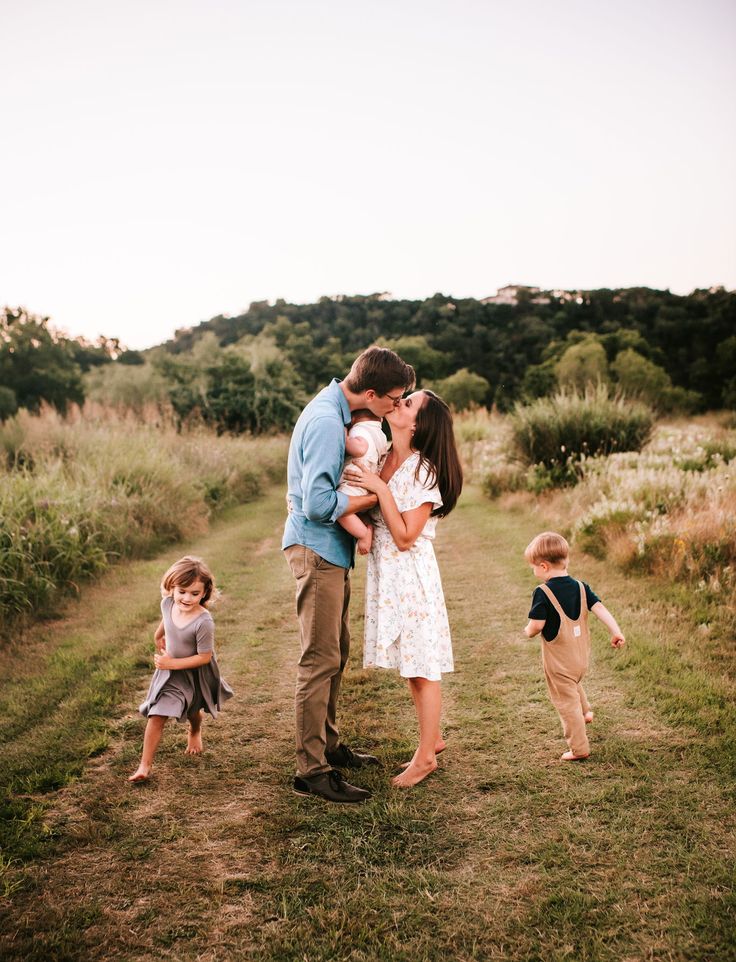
[523,531,625,760]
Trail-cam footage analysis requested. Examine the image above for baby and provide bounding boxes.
[523,531,625,761]
[337,409,388,555]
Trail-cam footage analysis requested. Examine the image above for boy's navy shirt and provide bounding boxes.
[528,575,601,642]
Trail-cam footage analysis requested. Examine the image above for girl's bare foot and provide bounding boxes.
[128,766,151,783]
[400,738,446,769]
[560,750,589,761]
[392,757,438,788]
[186,731,203,755]
[584,711,594,724]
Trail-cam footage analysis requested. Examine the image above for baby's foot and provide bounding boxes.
[392,757,438,788]
[400,738,446,769]
[584,711,594,724]
[185,731,203,755]
[357,528,373,555]
[128,766,151,783]
[560,750,590,761]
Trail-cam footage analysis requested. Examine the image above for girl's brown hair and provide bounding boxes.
[411,390,463,517]
[161,556,219,607]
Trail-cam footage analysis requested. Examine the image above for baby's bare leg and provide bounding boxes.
[186,710,204,755]
[338,513,373,554]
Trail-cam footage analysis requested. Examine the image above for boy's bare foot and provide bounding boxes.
[560,750,590,761]
[185,731,203,755]
[400,738,446,769]
[584,711,594,724]
[392,758,438,788]
[128,766,151,783]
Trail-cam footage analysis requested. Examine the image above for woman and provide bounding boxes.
[346,390,463,788]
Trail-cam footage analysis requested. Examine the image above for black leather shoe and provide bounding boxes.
[325,744,380,769]
[293,769,371,804]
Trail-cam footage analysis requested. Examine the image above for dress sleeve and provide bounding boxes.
[396,458,444,513]
[195,615,215,653]
[528,587,548,621]
[584,582,601,609]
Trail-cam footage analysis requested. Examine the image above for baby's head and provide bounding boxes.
[351,408,382,426]
[161,555,219,607]
[524,531,569,580]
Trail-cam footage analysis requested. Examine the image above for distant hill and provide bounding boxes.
[155,286,736,410]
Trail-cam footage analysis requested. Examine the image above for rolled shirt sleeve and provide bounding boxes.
[301,416,349,523]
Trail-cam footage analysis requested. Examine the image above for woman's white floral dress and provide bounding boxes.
[363,452,453,680]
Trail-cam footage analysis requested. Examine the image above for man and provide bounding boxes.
[283,346,416,803]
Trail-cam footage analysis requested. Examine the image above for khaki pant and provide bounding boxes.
[543,668,591,757]
[284,545,351,777]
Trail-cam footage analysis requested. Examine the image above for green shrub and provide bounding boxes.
[0,412,288,632]
[510,385,654,485]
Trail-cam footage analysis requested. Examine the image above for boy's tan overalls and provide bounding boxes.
[538,581,591,757]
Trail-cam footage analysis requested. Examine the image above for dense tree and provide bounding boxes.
[0,307,85,413]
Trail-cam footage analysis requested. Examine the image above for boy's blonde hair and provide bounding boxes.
[524,531,570,566]
[161,555,219,607]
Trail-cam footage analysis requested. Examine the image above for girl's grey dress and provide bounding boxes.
[139,596,234,722]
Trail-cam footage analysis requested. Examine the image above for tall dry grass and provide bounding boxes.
[0,405,287,631]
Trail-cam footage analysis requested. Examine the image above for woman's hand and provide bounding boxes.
[343,461,385,493]
[154,651,175,670]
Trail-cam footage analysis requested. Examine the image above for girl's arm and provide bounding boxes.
[524,619,546,638]
[591,601,626,647]
[153,619,165,652]
[154,650,213,670]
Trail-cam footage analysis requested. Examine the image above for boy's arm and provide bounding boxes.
[591,601,626,647]
[524,619,546,638]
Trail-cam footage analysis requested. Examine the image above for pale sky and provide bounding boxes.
[2,0,734,349]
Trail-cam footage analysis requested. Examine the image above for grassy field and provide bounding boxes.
[0,482,734,961]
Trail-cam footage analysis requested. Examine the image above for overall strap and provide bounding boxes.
[577,581,588,622]
[538,583,569,623]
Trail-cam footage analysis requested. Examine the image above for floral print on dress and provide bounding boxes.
[363,452,453,681]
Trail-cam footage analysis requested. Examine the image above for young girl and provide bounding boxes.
[337,408,389,555]
[345,390,463,788]
[128,556,233,783]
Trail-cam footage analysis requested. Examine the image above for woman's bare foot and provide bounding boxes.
[185,730,203,755]
[560,750,590,761]
[584,711,594,724]
[392,757,438,788]
[128,766,151,783]
[400,738,446,769]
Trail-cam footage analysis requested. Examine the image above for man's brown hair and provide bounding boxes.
[345,346,415,397]
[524,532,570,566]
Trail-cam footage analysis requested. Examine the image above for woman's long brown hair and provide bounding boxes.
[412,390,463,517]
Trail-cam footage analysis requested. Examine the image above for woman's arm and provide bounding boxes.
[348,466,432,550]
[154,651,213,670]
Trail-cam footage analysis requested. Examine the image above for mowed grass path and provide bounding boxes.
[1,485,734,961]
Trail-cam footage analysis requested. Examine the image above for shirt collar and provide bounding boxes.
[328,378,352,427]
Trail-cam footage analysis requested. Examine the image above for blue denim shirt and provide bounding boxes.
[282,379,355,569]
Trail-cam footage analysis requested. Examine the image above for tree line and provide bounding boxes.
[2,286,734,432]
